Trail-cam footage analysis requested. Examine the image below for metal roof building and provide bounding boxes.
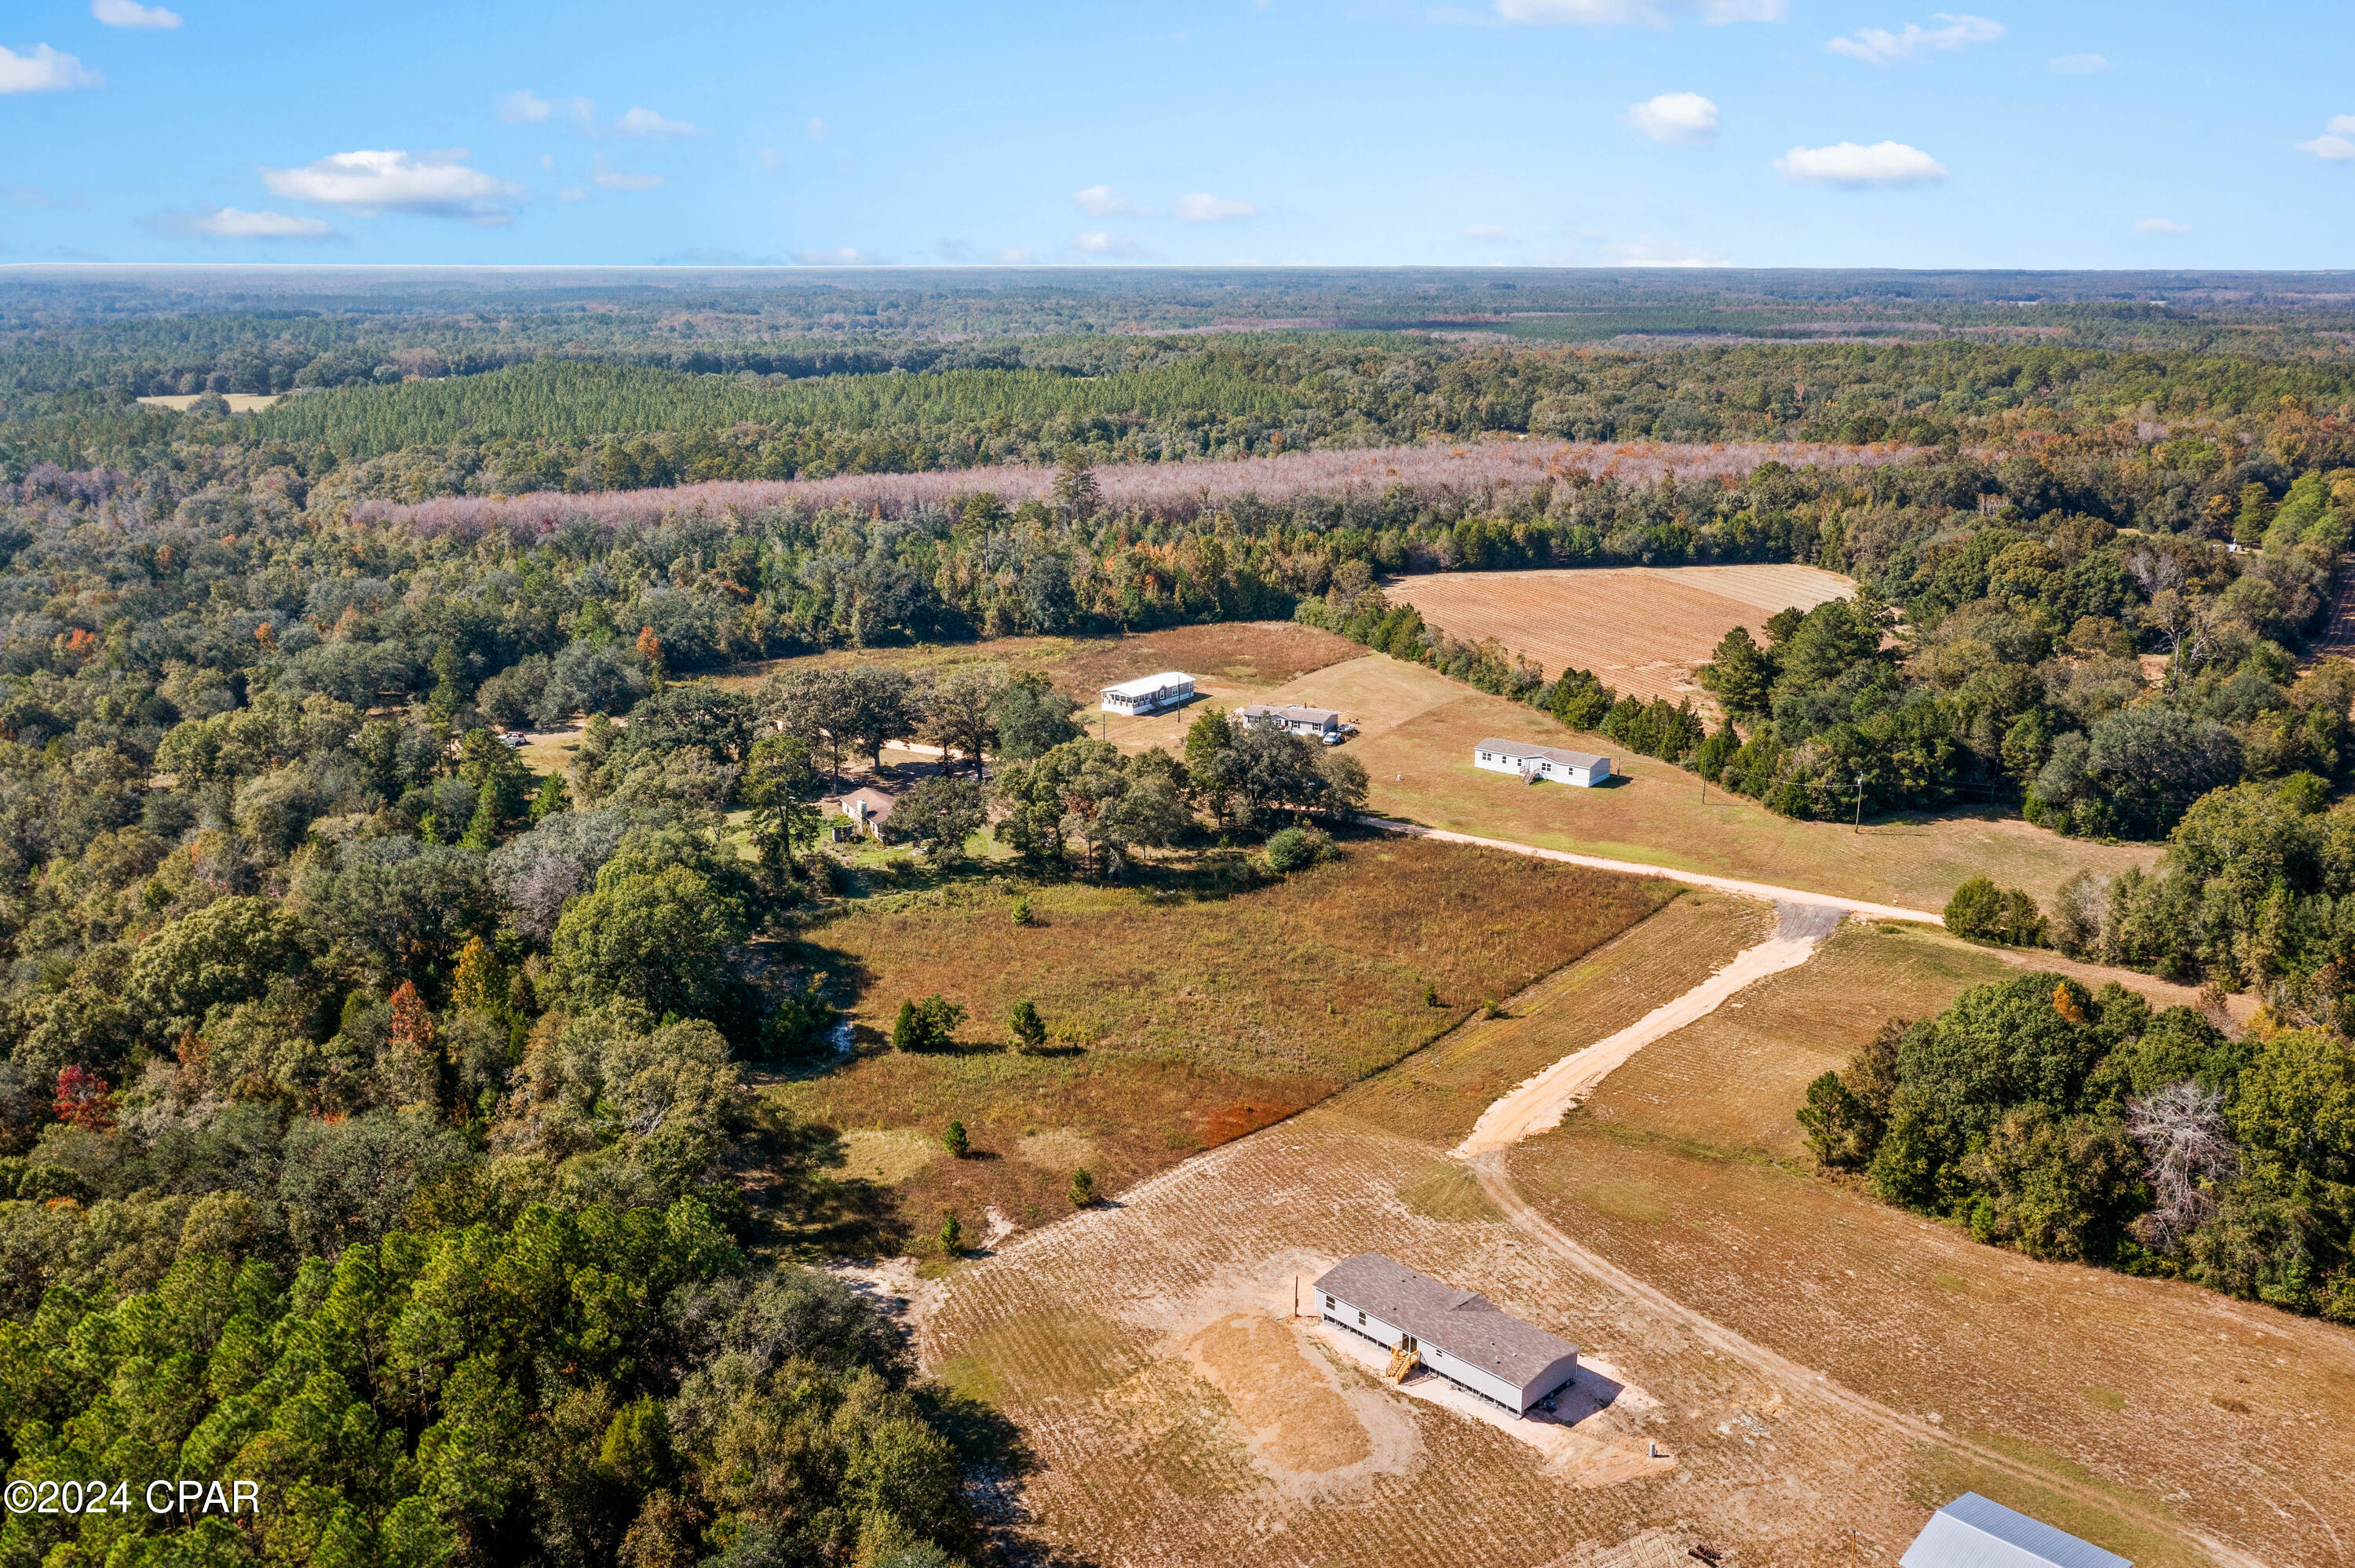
[1313,1253,1579,1413]
[1900,1493,2133,1568]
[1100,671,1195,715]
[1473,738,1615,787]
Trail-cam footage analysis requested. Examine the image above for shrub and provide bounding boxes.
[1945,877,2044,946]
[1007,999,1046,1053]
[942,1120,969,1158]
[891,995,966,1052]
[1068,1168,1096,1208]
[1265,825,1337,873]
[939,1212,962,1253]
[1422,981,1440,1008]
[1010,895,1034,925]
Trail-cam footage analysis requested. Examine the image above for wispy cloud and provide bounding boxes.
[1075,231,1149,258]
[1824,13,2003,64]
[141,206,341,240]
[1462,223,1513,241]
[261,148,526,223]
[558,187,589,203]
[758,148,783,171]
[9,184,88,210]
[796,246,882,266]
[805,117,828,140]
[1074,184,1145,217]
[497,89,593,125]
[2134,218,2190,235]
[614,106,704,137]
[1627,91,1719,144]
[0,44,103,93]
[1174,191,1256,221]
[2293,115,2355,162]
[92,0,182,28]
[1775,140,1948,186]
[1599,235,1731,266]
[2049,53,2108,74]
[1494,0,1786,24]
[591,156,665,191]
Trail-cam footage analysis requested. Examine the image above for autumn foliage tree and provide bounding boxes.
[53,1065,116,1132]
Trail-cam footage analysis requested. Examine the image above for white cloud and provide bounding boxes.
[758,147,783,171]
[796,247,882,266]
[615,105,703,137]
[2049,53,2108,74]
[92,0,181,28]
[805,117,827,140]
[1825,13,2002,64]
[559,187,589,202]
[1074,231,1148,257]
[1627,91,1719,144]
[1775,140,1948,187]
[1073,184,1145,217]
[2299,133,2355,162]
[0,44,102,93]
[1495,0,1786,23]
[261,148,525,222]
[591,157,665,191]
[144,206,341,240]
[1598,235,1731,266]
[1462,223,1513,241]
[1175,191,1257,221]
[2134,218,2190,235]
[498,89,593,126]
[2332,115,2355,134]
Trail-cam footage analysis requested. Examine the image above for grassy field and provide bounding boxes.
[1108,647,2162,912]
[1384,563,1855,709]
[763,837,1674,1249]
[915,889,2352,1568]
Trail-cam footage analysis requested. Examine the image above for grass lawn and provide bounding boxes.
[760,835,1675,1249]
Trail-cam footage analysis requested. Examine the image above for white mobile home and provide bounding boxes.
[1100,671,1196,716]
[1473,738,1613,787]
[1313,1253,1579,1415]
[1237,703,1343,742]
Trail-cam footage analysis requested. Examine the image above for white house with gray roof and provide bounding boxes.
[1901,1493,2131,1568]
[1238,703,1343,742]
[1473,738,1613,787]
[1313,1253,1579,1414]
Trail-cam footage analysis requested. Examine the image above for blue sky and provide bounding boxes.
[4,0,2353,270]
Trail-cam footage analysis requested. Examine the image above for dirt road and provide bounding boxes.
[1451,902,1843,1158]
[1362,816,1947,924]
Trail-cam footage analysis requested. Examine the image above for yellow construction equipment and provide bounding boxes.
[1383,1342,1421,1384]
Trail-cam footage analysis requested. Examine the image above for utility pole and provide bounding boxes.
[1853,774,1865,834]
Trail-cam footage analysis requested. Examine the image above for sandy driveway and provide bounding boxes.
[1452,902,1845,1158]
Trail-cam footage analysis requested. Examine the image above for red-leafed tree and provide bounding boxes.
[53,1066,117,1132]
[388,979,436,1053]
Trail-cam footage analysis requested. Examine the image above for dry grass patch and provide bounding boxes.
[1049,619,1364,700]
[769,837,1672,1243]
[1336,890,1774,1144]
[1393,1161,1503,1224]
[1386,564,1853,709]
[1505,1125,2355,1564]
[833,1128,944,1184]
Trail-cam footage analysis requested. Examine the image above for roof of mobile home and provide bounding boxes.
[1900,1493,2132,1568]
[1475,738,1610,771]
[1313,1253,1578,1387]
[1101,671,1193,698]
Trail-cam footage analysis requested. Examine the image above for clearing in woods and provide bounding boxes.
[1078,644,2160,913]
[924,892,2351,1568]
[1382,563,1855,709]
[762,837,1671,1248]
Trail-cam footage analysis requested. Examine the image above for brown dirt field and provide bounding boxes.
[709,635,1079,692]
[1047,619,1365,702]
[1505,1127,2355,1566]
[136,392,283,413]
[1180,650,2160,912]
[765,837,1675,1246]
[1385,565,1854,709]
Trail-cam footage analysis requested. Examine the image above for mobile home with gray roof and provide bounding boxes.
[1313,1253,1579,1414]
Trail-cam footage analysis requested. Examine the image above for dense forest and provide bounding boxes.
[1800,972,2354,1325]
[7,271,2355,1558]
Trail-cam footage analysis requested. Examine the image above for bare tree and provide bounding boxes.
[2127,1081,2239,1253]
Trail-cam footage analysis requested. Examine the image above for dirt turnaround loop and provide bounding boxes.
[1453,901,1842,1159]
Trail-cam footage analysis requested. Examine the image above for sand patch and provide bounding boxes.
[836,1128,943,1184]
[1178,1312,1422,1497]
[1015,1129,1098,1170]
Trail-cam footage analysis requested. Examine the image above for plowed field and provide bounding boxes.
[1385,564,1855,709]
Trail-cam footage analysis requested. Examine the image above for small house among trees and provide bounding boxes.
[1100,672,1196,715]
[1313,1253,1580,1415]
[1473,738,1614,787]
[838,786,896,838]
